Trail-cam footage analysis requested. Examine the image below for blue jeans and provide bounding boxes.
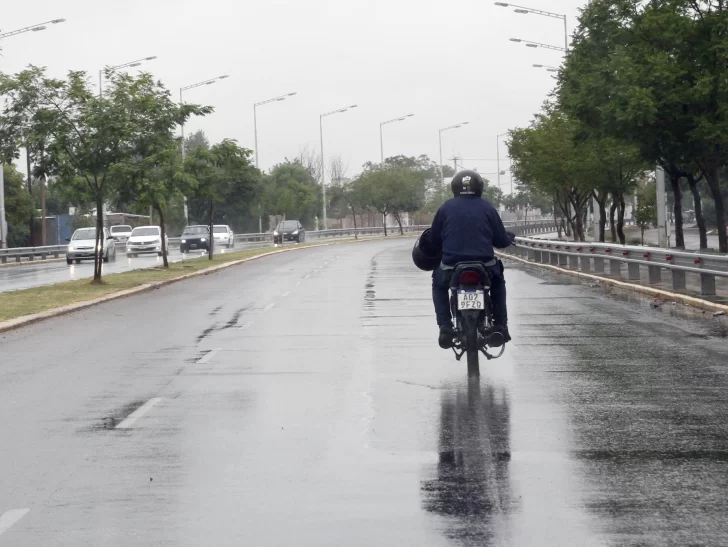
[432,261,507,328]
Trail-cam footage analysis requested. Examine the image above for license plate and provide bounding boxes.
[457,290,485,310]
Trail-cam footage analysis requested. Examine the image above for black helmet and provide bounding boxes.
[451,170,484,197]
[412,228,441,271]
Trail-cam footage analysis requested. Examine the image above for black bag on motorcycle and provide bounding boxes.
[412,228,441,271]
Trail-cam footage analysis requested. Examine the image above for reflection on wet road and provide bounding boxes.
[0,243,270,293]
[0,238,727,545]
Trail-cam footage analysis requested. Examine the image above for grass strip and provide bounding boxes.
[0,246,303,322]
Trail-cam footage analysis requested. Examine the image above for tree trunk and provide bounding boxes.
[609,200,618,242]
[94,194,104,283]
[208,200,214,260]
[704,151,727,253]
[157,204,169,268]
[393,212,404,235]
[351,206,358,239]
[574,208,585,242]
[617,194,626,245]
[382,212,388,237]
[686,174,708,250]
[667,170,685,249]
[641,226,645,246]
[592,190,607,242]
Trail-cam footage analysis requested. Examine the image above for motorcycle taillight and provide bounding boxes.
[459,271,480,285]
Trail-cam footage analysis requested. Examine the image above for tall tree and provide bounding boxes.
[0,66,211,280]
[186,139,258,259]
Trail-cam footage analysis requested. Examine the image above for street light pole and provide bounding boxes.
[379,114,414,163]
[179,75,230,224]
[320,105,358,230]
[438,122,469,185]
[0,18,67,249]
[496,132,508,192]
[253,92,296,233]
[495,3,568,52]
[253,92,297,169]
[509,38,566,52]
[98,56,157,98]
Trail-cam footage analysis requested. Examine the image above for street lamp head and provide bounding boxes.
[51,19,66,24]
[533,64,544,67]
[526,43,538,48]
[547,68,558,72]
[219,75,230,80]
[349,104,358,108]
[406,113,415,117]
[514,9,529,14]
[128,62,142,68]
[145,56,158,61]
[462,121,470,125]
[31,26,47,32]
[205,80,216,85]
[287,92,297,96]
[509,38,522,42]
[276,97,286,101]
[494,2,509,6]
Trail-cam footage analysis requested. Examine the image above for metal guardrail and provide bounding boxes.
[505,236,728,296]
[0,219,559,264]
[0,245,67,263]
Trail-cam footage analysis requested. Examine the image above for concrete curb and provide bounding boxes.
[499,252,728,315]
[0,235,415,335]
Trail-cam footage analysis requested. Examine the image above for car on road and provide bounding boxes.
[127,226,169,257]
[274,220,305,244]
[180,225,211,253]
[66,227,116,265]
[213,224,235,248]
[109,224,133,243]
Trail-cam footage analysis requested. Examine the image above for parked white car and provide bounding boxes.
[213,225,235,248]
[66,227,117,265]
[126,226,169,257]
[109,224,133,243]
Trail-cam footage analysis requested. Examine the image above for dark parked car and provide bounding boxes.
[274,220,305,244]
[180,225,210,253]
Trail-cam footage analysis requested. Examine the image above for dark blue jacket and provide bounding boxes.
[430,196,511,266]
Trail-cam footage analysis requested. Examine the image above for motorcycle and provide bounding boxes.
[447,262,505,375]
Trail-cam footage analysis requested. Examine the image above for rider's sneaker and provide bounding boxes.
[486,325,511,347]
[438,326,455,349]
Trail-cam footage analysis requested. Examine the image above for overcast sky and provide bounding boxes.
[2,0,588,191]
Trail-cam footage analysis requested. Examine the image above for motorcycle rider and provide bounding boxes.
[430,170,513,349]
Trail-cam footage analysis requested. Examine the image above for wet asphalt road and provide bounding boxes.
[0,243,269,293]
[1,238,727,546]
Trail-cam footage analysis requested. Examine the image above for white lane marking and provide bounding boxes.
[264,303,275,311]
[304,274,311,279]
[197,348,220,364]
[281,291,291,298]
[295,281,302,286]
[116,398,163,429]
[0,509,30,537]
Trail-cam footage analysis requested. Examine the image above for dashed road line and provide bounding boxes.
[197,348,220,364]
[281,291,291,298]
[264,303,275,311]
[116,398,163,429]
[0,509,30,537]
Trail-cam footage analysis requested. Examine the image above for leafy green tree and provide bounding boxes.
[635,182,658,246]
[260,160,321,229]
[508,105,592,241]
[558,0,727,251]
[186,139,259,259]
[0,67,211,280]
[2,163,34,247]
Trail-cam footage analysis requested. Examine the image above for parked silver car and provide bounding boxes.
[213,224,235,248]
[66,227,117,265]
